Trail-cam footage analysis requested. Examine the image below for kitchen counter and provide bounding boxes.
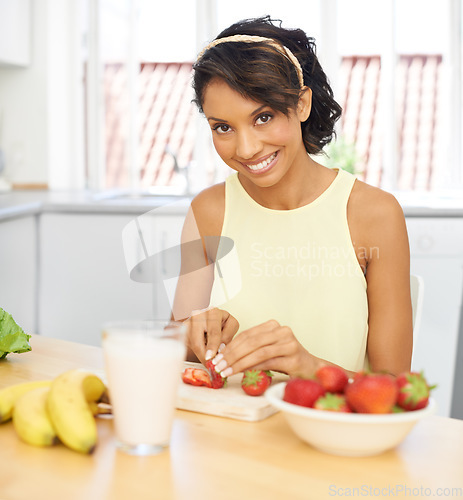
[1,335,462,500]
[0,189,192,221]
[395,190,463,217]
[1,186,463,221]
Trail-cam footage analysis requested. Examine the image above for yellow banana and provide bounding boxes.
[0,380,51,423]
[47,369,106,454]
[12,386,58,447]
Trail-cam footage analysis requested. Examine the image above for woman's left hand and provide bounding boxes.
[210,319,319,379]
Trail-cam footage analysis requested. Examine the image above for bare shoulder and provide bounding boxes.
[349,178,405,224]
[190,183,226,236]
[348,179,407,250]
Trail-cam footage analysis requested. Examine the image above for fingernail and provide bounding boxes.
[212,353,223,365]
[221,367,233,378]
[205,350,213,361]
[218,343,226,353]
[215,359,228,372]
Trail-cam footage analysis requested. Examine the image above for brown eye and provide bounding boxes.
[256,113,273,125]
[213,124,231,134]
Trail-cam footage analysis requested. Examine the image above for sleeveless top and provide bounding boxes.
[208,169,368,372]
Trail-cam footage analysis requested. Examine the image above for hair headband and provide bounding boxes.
[197,34,305,89]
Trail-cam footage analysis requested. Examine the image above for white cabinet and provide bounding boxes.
[0,0,30,67]
[151,215,185,319]
[39,212,186,346]
[406,217,463,417]
[39,213,153,346]
[0,215,36,334]
[120,210,185,320]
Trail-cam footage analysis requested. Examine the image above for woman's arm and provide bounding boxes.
[349,183,413,375]
[171,184,226,319]
[171,184,239,363]
[170,204,213,322]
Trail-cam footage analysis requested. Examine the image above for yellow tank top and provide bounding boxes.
[209,169,368,372]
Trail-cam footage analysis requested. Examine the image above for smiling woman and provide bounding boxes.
[192,28,341,157]
[172,16,413,381]
[201,79,311,193]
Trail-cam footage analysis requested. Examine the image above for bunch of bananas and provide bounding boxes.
[0,369,108,454]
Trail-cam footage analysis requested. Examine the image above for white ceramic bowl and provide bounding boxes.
[266,382,436,457]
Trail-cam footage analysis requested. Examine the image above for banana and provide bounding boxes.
[12,386,58,447]
[0,380,51,423]
[47,369,106,454]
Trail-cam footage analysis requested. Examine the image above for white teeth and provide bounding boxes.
[246,152,277,171]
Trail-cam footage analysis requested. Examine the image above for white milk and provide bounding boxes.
[103,332,186,448]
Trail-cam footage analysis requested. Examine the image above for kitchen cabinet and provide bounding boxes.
[120,208,185,319]
[148,215,184,320]
[39,212,185,346]
[0,215,36,333]
[39,213,153,346]
[406,217,463,418]
[0,0,30,67]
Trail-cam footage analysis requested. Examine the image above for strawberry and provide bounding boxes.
[241,370,273,396]
[352,371,367,381]
[345,372,398,413]
[192,369,214,388]
[396,371,435,411]
[205,360,227,389]
[315,365,349,393]
[182,367,212,388]
[283,378,326,408]
[313,393,352,412]
[182,367,198,385]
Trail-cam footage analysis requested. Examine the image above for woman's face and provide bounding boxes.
[202,79,311,189]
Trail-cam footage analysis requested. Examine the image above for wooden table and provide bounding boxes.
[1,335,462,500]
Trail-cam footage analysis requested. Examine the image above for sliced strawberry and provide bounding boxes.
[182,367,212,388]
[182,367,198,385]
[241,370,273,396]
[315,365,349,393]
[313,393,352,412]
[192,369,213,388]
[396,371,435,411]
[205,360,227,389]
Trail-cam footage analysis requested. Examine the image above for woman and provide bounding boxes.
[172,16,412,379]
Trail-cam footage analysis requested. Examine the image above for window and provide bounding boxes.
[332,0,458,192]
[85,0,200,192]
[84,0,463,193]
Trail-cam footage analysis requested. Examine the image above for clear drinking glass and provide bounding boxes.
[101,320,186,456]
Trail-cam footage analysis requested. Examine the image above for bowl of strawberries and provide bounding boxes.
[265,367,436,457]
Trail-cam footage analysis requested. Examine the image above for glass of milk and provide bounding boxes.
[101,320,186,455]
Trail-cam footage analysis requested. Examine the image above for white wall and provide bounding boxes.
[0,0,84,189]
[46,0,85,190]
[0,0,47,185]
[0,0,30,66]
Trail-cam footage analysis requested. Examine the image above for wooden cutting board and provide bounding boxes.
[95,363,288,423]
[176,362,288,422]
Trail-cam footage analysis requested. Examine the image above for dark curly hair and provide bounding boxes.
[192,16,342,155]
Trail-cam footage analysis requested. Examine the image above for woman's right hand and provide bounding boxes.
[185,308,239,365]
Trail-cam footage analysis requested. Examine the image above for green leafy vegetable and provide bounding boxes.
[0,307,31,359]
